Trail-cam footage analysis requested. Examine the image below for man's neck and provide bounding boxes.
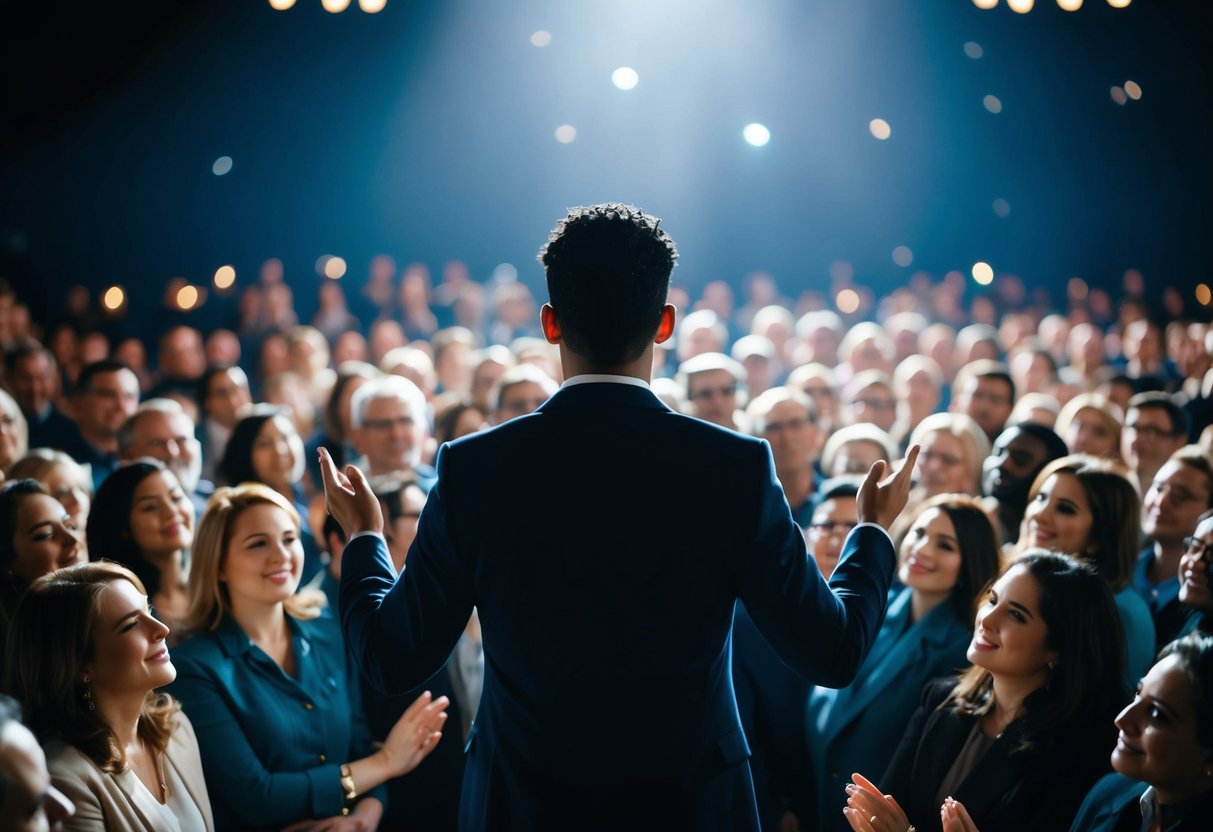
[81,429,117,454]
[559,345,655,384]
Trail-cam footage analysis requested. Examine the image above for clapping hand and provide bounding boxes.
[379,690,449,778]
[842,772,911,832]
[318,448,383,539]
[856,445,920,531]
[941,796,979,832]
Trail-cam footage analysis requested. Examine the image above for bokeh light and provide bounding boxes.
[983,95,1003,114]
[868,119,891,140]
[972,262,994,285]
[177,285,200,310]
[1008,0,1034,12]
[743,123,771,147]
[1068,277,1089,300]
[892,246,913,267]
[1197,284,1212,306]
[212,156,233,176]
[611,67,639,91]
[321,0,352,11]
[359,0,387,12]
[530,31,552,47]
[992,199,1011,218]
[214,265,236,289]
[554,124,577,143]
[964,42,984,60]
[1106,0,1131,8]
[268,0,297,9]
[1125,80,1142,100]
[1057,0,1083,10]
[102,285,125,310]
[972,0,999,8]
[835,289,860,314]
[1110,86,1128,105]
[324,256,348,279]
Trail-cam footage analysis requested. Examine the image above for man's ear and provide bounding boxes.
[654,304,676,345]
[541,304,562,345]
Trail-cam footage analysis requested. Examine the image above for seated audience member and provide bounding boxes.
[1123,391,1189,495]
[808,495,1000,832]
[843,371,897,435]
[820,424,899,479]
[118,400,208,515]
[0,693,76,830]
[0,389,28,475]
[431,395,487,448]
[891,355,944,447]
[380,346,439,403]
[908,413,990,498]
[1178,510,1213,637]
[349,375,437,488]
[1137,447,1213,650]
[87,460,193,640]
[62,361,141,491]
[731,335,777,398]
[835,322,895,387]
[5,340,76,450]
[678,352,747,431]
[1070,631,1213,832]
[1056,392,1125,461]
[786,363,841,435]
[0,480,85,660]
[430,326,478,396]
[491,364,558,425]
[305,360,379,491]
[1018,455,1156,687]
[1006,391,1061,430]
[1008,340,1059,397]
[168,483,447,830]
[285,325,337,410]
[7,450,93,552]
[747,387,822,526]
[195,365,252,486]
[219,404,323,582]
[845,552,1125,832]
[467,346,513,413]
[954,323,1002,368]
[981,422,1069,546]
[794,310,844,369]
[805,477,861,577]
[5,562,214,830]
[950,360,1015,442]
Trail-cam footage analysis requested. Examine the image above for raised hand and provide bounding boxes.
[856,445,920,531]
[318,447,384,538]
[378,690,449,777]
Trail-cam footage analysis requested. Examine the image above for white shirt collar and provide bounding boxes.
[560,374,651,390]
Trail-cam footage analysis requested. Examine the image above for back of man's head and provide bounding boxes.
[539,204,678,367]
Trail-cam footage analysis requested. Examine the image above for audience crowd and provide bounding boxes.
[0,257,1211,831]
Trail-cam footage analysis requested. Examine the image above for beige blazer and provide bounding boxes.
[46,711,215,832]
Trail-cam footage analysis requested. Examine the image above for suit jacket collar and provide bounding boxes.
[536,380,670,413]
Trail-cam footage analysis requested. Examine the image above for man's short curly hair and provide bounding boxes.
[539,203,678,366]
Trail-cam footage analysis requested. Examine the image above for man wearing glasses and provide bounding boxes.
[350,374,437,491]
[679,351,746,431]
[746,387,822,527]
[1123,392,1189,495]
[1178,509,1213,637]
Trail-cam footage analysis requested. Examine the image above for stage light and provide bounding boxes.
[1197,284,1212,306]
[868,119,891,140]
[322,0,351,12]
[554,124,577,143]
[835,289,860,314]
[972,262,994,285]
[1106,0,1131,8]
[993,199,1011,218]
[103,286,125,311]
[1008,0,1034,12]
[359,0,387,12]
[212,156,233,176]
[964,42,984,60]
[530,31,552,47]
[1110,86,1128,105]
[324,257,348,279]
[1057,0,1083,10]
[1125,80,1142,100]
[214,265,236,289]
[743,123,771,147]
[892,246,913,267]
[983,95,1002,114]
[611,67,639,91]
[268,0,296,9]
[177,285,200,310]
[972,0,999,8]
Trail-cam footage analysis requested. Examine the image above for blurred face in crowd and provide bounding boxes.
[806,495,858,579]
[85,578,175,704]
[204,330,242,366]
[1022,472,1094,557]
[0,719,75,831]
[355,395,426,475]
[1179,515,1213,614]
[956,376,1013,440]
[495,381,550,425]
[41,462,91,535]
[983,426,1050,504]
[1068,323,1105,370]
[967,565,1056,682]
[1063,407,1117,459]
[129,470,193,559]
[1124,406,1185,480]
[159,327,205,380]
[125,410,202,494]
[0,407,20,472]
[204,368,252,430]
[75,369,139,443]
[1113,653,1213,802]
[251,416,304,493]
[220,503,303,610]
[850,383,896,433]
[381,484,426,573]
[1143,460,1212,547]
[687,369,738,429]
[899,368,941,420]
[759,400,820,472]
[9,351,56,416]
[898,507,962,600]
[830,440,885,478]
[916,431,972,496]
[9,494,83,584]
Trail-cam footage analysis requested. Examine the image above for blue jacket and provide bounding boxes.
[340,381,898,831]
[806,588,971,832]
[168,612,385,831]
[1070,772,1213,831]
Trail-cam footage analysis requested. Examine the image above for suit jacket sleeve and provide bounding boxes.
[736,442,896,688]
[341,444,475,695]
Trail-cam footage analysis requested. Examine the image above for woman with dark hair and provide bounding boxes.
[219,405,322,583]
[844,551,1126,832]
[0,479,85,655]
[195,364,252,486]
[1178,508,1213,637]
[1070,631,1213,831]
[87,460,192,640]
[1017,454,1156,687]
[4,561,213,830]
[807,495,1001,832]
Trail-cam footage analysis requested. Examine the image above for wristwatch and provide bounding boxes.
[340,763,358,805]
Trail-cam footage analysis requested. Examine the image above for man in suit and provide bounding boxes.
[323,203,918,831]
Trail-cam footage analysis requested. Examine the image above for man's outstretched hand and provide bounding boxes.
[856,444,920,531]
[319,447,384,539]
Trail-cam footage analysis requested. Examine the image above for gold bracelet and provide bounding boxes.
[339,763,358,804]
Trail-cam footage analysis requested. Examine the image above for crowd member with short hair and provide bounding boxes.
[63,360,141,491]
[1178,510,1213,636]
[4,339,75,450]
[350,375,437,488]
[804,477,862,578]
[679,352,746,431]
[951,360,1015,442]
[1123,391,1189,493]
[118,399,207,513]
[746,387,821,526]
[491,364,558,425]
[0,693,76,830]
[981,422,1069,546]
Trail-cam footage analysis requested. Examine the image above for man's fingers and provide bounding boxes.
[897,444,921,487]
[318,448,353,495]
[862,460,887,495]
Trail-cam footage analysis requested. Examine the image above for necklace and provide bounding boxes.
[141,739,169,803]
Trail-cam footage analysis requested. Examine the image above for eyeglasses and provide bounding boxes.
[809,521,857,537]
[854,398,895,411]
[1126,423,1181,442]
[364,416,416,432]
[763,418,813,434]
[1183,536,1213,563]
[689,384,737,401]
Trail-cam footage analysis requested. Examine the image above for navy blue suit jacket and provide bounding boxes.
[341,381,897,831]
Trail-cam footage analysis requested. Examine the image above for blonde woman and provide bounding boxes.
[167,483,447,830]
[0,388,29,475]
[1055,392,1124,461]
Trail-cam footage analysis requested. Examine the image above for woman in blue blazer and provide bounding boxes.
[806,494,1000,832]
[1070,631,1213,832]
[168,483,449,831]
